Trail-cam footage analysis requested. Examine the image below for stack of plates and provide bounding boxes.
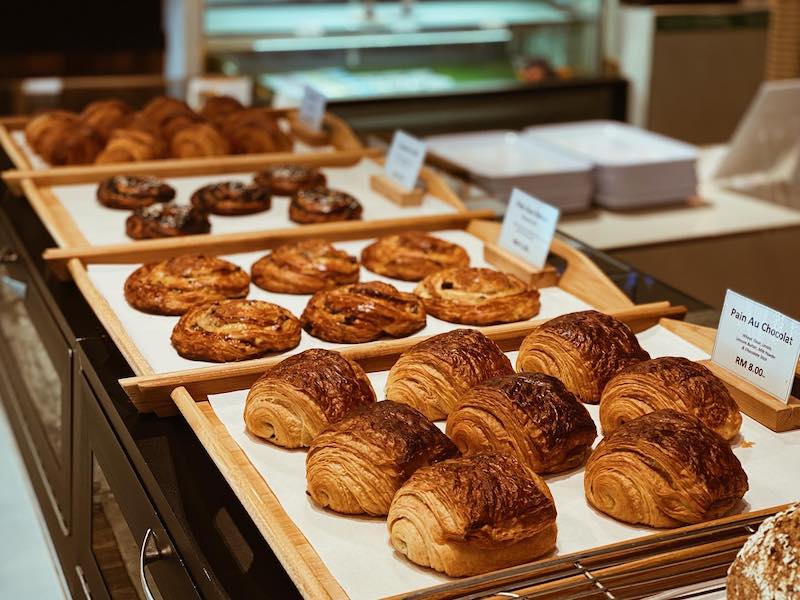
[523,120,698,209]
[426,130,594,213]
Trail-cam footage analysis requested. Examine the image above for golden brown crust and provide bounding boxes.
[517,310,650,404]
[289,188,363,224]
[124,254,250,315]
[387,452,557,576]
[171,299,301,362]
[139,96,195,132]
[25,111,80,153]
[244,348,376,448]
[96,175,175,210]
[95,128,166,164]
[601,356,742,440]
[447,373,597,474]
[253,165,327,196]
[126,203,211,240]
[26,111,103,166]
[251,240,359,294]
[170,123,230,158]
[221,108,293,154]
[584,409,748,528]
[301,281,426,343]
[361,232,470,281]
[79,99,134,141]
[190,181,271,216]
[306,400,458,515]
[414,267,540,326]
[385,329,514,420]
[199,95,245,126]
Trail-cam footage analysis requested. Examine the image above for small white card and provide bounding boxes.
[21,77,63,96]
[298,85,327,132]
[712,290,800,403]
[498,188,560,269]
[385,131,427,191]
[187,76,252,110]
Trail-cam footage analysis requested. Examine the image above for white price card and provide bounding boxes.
[385,131,427,191]
[712,290,800,403]
[498,188,560,269]
[187,76,252,110]
[21,77,63,96]
[298,85,327,132]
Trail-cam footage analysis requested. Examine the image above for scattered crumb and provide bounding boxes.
[740,440,756,448]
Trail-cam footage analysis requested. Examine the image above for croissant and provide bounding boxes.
[222,108,293,154]
[40,123,104,165]
[80,99,133,141]
[139,96,195,132]
[95,128,166,164]
[385,328,513,420]
[600,356,742,440]
[387,452,557,577]
[200,95,245,126]
[24,110,79,153]
[584,410,748,528]
[169,123,230,158]
[306,400,458,516]
[447,372,597,474]
[244,349,376,448]
[517,310,650,404]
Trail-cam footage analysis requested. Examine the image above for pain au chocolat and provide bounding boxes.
[600,356,742,441]
[244,349,376,448]
[584,410,748,528]
[251,240,359,294]
[387,452,557,577]
[306,400,457,516]
[360,232,470,281]
[385,329,513,420]
[516,310,650,404]
[447,372,597,474]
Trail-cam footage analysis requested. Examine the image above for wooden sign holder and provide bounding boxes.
[369,173,424,206]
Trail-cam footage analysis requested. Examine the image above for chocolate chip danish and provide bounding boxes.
[190,181,271,216]
[126,203,211,240]
[253,165,327,196]
[361,232,470,281]
[289,188,362,224]
[251,240,359,294]
[96,175,176,210]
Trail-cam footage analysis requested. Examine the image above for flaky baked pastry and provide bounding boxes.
[124,254,250,315]
[96,175,175,210]
[289,188,363,224]
[244,348,376,448]
[171,299,300,362]
[253,164,326,196]
[584,410,748,528]
[126,202,211,240]
[26,112,103,165]
[727,503,800,599]
[199,95,244,126]
[517,310,650,404]
[414,267,540,326]
[190,181,271,215]
[385,329,513,420]
[170,123,230,158]
[221,108,293,154]
[601,356,742,440]
[447,372,597,474]
[251,240,359,294]
[80,99,133,141]
[139,96,195,133]
[361,232,470,281]
[301,281,426,343]
[387,452,557,577]
[95,128,166,164]
[306,400,457,516]
[25,111,80,154]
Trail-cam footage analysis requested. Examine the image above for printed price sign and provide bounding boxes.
[187,76,252,110]
[385,131,426,191]
[712,290,800,402]
[298,85,327,132]
[498,188,560,269]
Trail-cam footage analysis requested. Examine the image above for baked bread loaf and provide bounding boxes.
[190,181,271,216]
[414,267,540,326]
[199,95,244,126]
[361,232,470,281]
[306,400,458,516]
[584,410,748,528]
[251,240,359,294]
[126,203,211,240]
[727,503,800,599]
[170,123,230,158]
[222,108,293,154]
[244,348,376,448]
[253,164,326,196]
[601,356,742,441]
[301,281,426,343]
[96,175,176,210]
[517,310,650,404]
[447,372,597,474]
[385,328,513,420]
[124,254,250,315]
[95,128,166,164]
[289,188,362,224]
[171,299,300,362]
[80,99,133,141]
[388,452,557,577]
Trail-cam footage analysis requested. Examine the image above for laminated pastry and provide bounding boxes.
[253,164,327,196]
[584,410,748,528]
[251,240,359,294]
[221,108,293,154]
[95,128,166,164]
[190,181,271,216]
[124,254,250,315]
[385,329,514,420]
[306,400,458,516]
[199,95,244,126]
[171,299,301,362]
[447,372,597,474]
[169,123,230,158]
[517,310,650,404]
[96,175,176,210]
[139,96,195,133]
[414,267,540,326]
[125,202,211,240]
[25,111,80,154]
[244,348,376,448]
[79,99,134,141]
[361,232,470,281]
[387,452,557,577]
[25,111,103,165]
[289,188,363,224]
[301,281,426,343]
[600,356,742,441]
[727,503,800,599]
